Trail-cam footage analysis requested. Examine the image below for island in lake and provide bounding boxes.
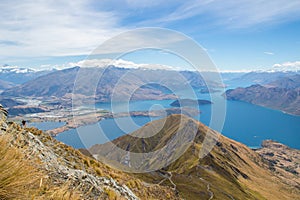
[170,99,212,107]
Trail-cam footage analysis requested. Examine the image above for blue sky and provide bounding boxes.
[0,0,300,71]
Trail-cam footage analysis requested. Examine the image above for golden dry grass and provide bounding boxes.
[2,121,179,200]
[0,135,40,199]
[36,181,81,200]
[0,134,82,200]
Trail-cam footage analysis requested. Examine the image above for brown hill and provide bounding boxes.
[90,114,300,199]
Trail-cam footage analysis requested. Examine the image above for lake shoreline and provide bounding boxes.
[14,107,200,136]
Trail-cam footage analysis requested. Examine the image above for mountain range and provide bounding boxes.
[2,66,222,104]
[225,74,300,115]
[1,64,299,90]
[0,65,53,85]
[2,65,300,118]
[223,71,299,88]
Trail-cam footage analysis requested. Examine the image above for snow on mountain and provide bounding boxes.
[0,65,55,85]
[268,61,300,72]
[68,58,181,71]
[0,65,36,74]
[2,60,300,75]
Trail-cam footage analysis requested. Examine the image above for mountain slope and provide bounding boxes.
[255,140,300,188]
[225,74,300,115]
[90,114,300,199]
[224,71,299,88]
[0,105,179,199]
[2,66,221,103]
[2,67,79,98]
[266,74,300,89]
[225,84,300,115]
[0,79,15,91]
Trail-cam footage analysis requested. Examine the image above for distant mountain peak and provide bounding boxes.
[0,64,36,74]
[269,61,300,72]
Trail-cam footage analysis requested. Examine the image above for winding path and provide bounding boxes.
[207,183,214,200]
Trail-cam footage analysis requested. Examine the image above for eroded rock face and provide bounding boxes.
[14,131,138,199]
[0,104,8,132]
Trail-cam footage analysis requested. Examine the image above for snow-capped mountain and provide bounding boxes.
[268,61,300,72]
[0,65,53,85]
[0,64,37,74]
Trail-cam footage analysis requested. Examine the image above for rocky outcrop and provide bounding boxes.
[0,104,8,132]
[8,131,137,199]
[0,108,139,200]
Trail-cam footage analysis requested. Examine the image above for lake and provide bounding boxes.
[28,121,65,131]
[39,95,300,150]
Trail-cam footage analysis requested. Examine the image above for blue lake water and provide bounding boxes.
[48,97,300,150]
[28,121,65,131]
[55,116,158,149]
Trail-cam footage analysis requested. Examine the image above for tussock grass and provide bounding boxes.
[0,134,81,200]
[3,121,179,200]
[104,187,118,200]
[0,135,40,199]
[36,181,81,200]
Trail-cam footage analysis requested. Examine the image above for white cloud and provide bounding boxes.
[0,1,189,59]
[125,0,168,8]
[1,58,183,72]
[144,0,300,29]
[1,0,300,61]
[68,58,180,70]
[0,0,125,57]
[218,69,253,73]
[91,28,188,55]
[271,61,300,72]
[264,51,274,55]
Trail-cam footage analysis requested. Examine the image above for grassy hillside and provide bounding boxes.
[90,114,300,199]
[0,134,82,199]
[0,105,179,200]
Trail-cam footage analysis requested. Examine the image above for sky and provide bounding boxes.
[0,0,300,71]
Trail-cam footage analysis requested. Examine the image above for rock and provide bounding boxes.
[0,104,8,132]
